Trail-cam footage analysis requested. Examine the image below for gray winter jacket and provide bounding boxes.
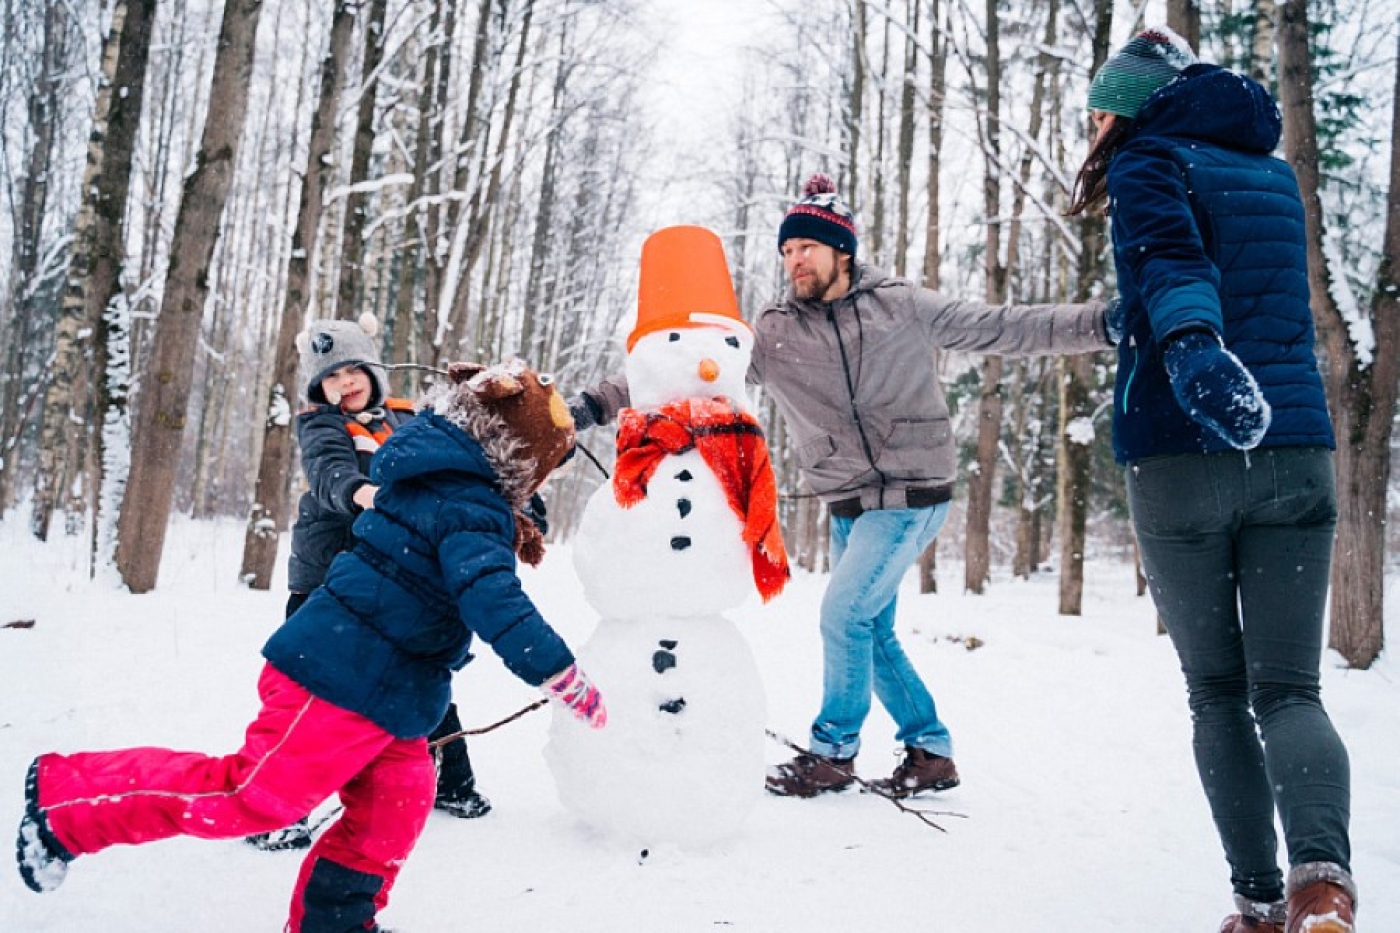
[586,263,1109,511]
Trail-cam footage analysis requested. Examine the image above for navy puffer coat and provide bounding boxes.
[1107,64,1334,462]
[263,404,574,739]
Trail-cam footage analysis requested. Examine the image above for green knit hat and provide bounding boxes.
[1088,27,1197,119]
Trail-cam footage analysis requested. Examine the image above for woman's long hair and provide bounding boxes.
[1067,116,1135,216]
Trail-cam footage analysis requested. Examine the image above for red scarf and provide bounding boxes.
[613,398,789,602]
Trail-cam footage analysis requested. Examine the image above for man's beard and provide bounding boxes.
[792,265,839,300]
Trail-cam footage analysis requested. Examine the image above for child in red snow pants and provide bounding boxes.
[33,664,435,933]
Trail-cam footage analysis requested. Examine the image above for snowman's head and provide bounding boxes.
[625,313,754,410]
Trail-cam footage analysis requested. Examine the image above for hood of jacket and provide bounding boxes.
[1129,63,1281,154]
[371,395,538,510]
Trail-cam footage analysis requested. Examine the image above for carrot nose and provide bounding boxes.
[697,358,720,382]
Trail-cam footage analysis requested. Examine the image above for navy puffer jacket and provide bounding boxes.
[1107,64,1334,462]
[287,399,414,594]
[263,405,574,739]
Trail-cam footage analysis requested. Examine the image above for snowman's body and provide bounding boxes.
[547,243,785,848]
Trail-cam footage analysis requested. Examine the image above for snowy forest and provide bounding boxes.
[0,0,1396,667]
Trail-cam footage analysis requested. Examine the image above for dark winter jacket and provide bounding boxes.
[263,397,575,739]
[1106,64,1334,462]
[588,265,1108,511]
[286,399,415,594]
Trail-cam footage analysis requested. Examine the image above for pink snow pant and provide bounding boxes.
[36,663,436,933]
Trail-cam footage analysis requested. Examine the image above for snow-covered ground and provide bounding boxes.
[2,515,1396,932]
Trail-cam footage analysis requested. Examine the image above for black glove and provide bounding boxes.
[523,492,548,537]
[1162,330,1271,450]
[1103,297,1125,345]
[567,392,603,431]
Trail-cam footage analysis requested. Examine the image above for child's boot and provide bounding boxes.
[430,704,492,819]
[1285,863,1356,933]
[244,815,314,851]
[1219,893,1286,932]
[15,758,74,893]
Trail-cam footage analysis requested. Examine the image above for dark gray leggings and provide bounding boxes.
[1127,446,1350,904]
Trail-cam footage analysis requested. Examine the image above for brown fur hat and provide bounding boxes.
[418,360,576,565]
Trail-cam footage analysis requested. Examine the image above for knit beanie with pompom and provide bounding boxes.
[777,173,858,258]
[1087,26,1197,119]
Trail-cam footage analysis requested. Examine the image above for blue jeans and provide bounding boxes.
[1128,447,1350,903]
[809,503,953,760]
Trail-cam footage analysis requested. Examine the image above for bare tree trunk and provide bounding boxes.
[917,0,948,595]
[1057,0,1113,616]
[893,0,918,275]
[1249,0,1276,85]
[418,0,460,365]
[394,1,447,387]
[1277,3,1394,668]
[964,0,1004,595]
[114,0,264,593]
[240,1,357,590]
[1006,0,1058,580]
[0,0,71,515]
[33,0,156,566]
[1166,0,1202,52]
[334,0,389,324]
[30,0,120,542]
[445,2,535,361]
[847,0,865,199]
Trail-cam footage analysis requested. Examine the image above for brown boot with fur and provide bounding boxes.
[1285,863,1356,933]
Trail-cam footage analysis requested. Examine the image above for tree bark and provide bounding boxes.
[1277,3,1393,668]
[32,0,157,564]
[1166,0,1201,52]
[1,0,71,515]
[965,0,1004,595]
[334,0,389,324]
[917,0,948,594]
[1057,0,1113,616]
[240,0,358,590]
[1006,0,1058,581]
[1249,0,1276,85]
[114,0,264,593]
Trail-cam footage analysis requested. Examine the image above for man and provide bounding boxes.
[570,173,1114,798]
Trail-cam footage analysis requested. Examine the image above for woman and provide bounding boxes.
[1069,28,1356,933]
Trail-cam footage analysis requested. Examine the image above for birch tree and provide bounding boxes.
[31,0,157,561]
[0,0,79,514]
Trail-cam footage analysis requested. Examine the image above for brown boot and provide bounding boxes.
[765,751,857,797]
[1219,894,1286,932]
[866,746,959,798]
[1285,863,1356,933]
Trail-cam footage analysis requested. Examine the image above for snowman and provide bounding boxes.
[546,225,789,849]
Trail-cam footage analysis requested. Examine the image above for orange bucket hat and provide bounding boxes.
[627,225,747,352]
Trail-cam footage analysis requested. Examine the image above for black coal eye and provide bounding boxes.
[668,332,681,342]
[537,373,555,386]
[725,336,740,348]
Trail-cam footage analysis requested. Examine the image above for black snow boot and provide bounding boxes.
[16,758,74,893]
[430,704,492,819]
[245,815,314,851]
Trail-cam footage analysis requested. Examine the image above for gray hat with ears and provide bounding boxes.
[295,313,386,407]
